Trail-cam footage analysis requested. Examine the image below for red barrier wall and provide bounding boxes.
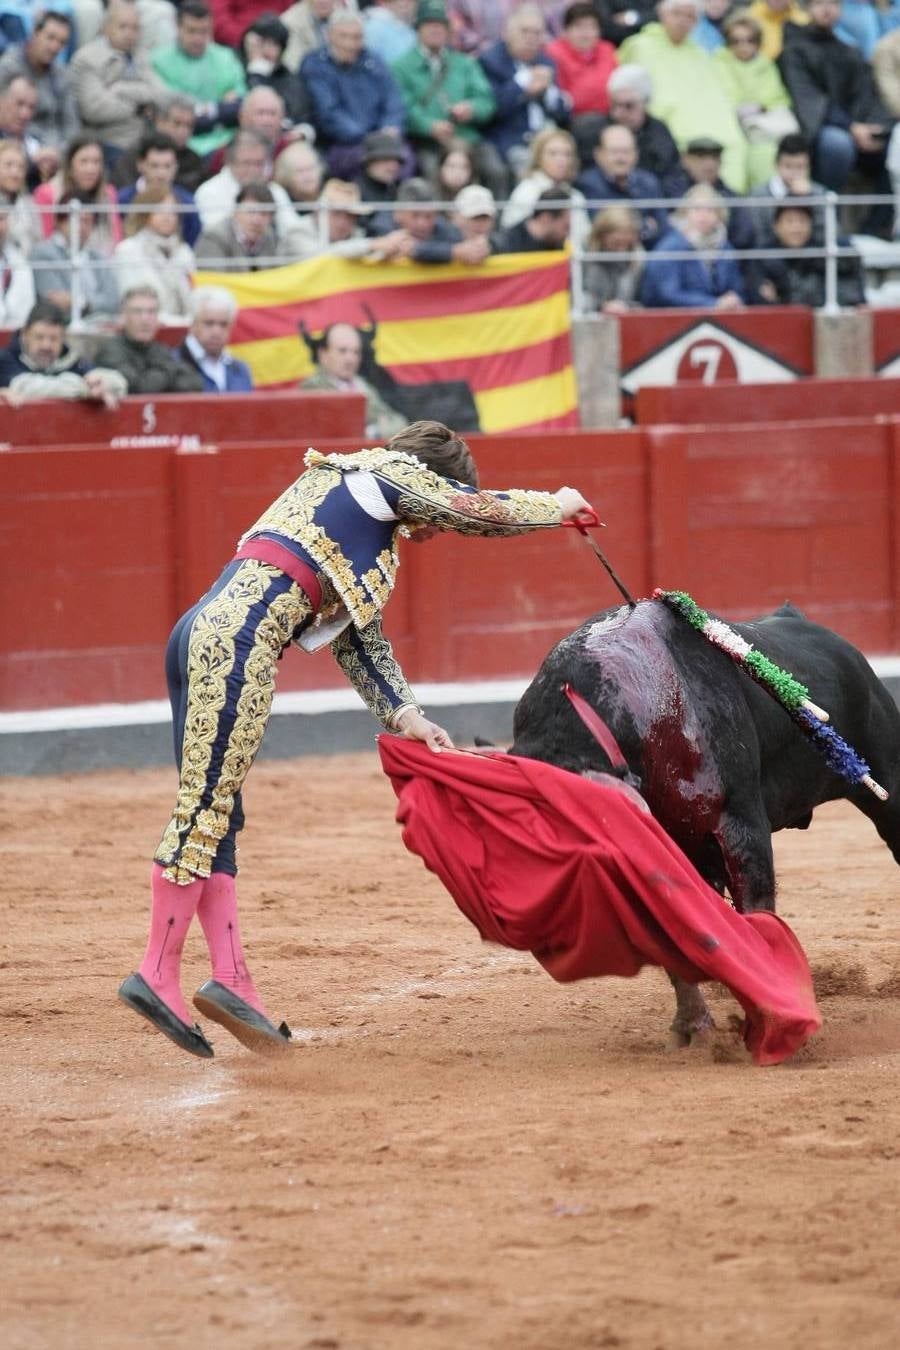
[2,420,898,713]
[0,390,365,449]
[634,376,900,425]
[645,418,900,652]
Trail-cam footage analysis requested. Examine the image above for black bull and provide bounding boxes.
[510,600,900,1044]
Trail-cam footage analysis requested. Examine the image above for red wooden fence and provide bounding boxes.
[2,416,898,713]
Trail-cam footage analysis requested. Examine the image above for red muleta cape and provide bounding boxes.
[378,737,821,1066]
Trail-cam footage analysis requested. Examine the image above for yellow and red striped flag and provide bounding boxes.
[194,251,579,433]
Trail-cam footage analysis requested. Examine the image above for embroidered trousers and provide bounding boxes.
[154,559,314,884]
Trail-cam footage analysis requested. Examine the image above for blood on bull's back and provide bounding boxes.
[510,599,900,908]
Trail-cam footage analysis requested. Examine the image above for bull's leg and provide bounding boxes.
[667,974,714,1049]
[849,788,900,868]
[713,806,777,913]
[668,808,775,1050]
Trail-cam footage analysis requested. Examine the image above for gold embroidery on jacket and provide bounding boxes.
[331,618,415,726]
[238,448,560,632]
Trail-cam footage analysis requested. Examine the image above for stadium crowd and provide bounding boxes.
[0,0,897,402]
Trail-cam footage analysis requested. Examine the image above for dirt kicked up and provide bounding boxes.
[2,752,899,1350]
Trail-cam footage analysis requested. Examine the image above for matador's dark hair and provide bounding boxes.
[388,420,479,488]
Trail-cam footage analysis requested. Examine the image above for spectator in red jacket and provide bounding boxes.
[209,0,294,51]
[546,2,617,120]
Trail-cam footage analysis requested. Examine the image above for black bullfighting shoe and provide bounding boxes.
[118,972,214,1058]
[192,980,293,1054]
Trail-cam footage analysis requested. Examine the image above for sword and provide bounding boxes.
[563,508,638,609]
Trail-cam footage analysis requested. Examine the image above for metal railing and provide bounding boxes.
[5,189,899,326]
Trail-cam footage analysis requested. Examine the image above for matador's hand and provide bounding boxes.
[395,708,455,753]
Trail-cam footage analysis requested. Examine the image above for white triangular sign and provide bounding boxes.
[621,320,798,394]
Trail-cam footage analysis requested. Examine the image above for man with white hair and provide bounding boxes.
[177,285,254,393]
[301,9,409,177]
[619,0,748,190]
[604,64,680,187]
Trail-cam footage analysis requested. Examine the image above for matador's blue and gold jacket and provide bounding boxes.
[238,446,562,726]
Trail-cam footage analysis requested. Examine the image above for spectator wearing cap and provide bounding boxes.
[176,284,254,393]
[299,319,407,441]
[241,12,315,131]
[391,1,508,198]
[639,182,744,309]
[756,199,864,305]
[368,173,490,263]
[194,128,300,234]
[479,4,571,178]
[70,1,167,159]
[451,181,497,245]
[0,189,34,326]
[116,132,201,247]
[664,136,759,292]
[364,0,417,66]
[152,2,247,158]
[491,183,573,253]
[618,0,749,191]
[290,175,388,257]
[0,13,79,182]
[546,3,617,120]
[575,122,666,246]
[30,196,120,323]
[0,299,127,406]
[354,128,406,207]
[302,10,410,179]
[195,180,304,269]
[94,285,205,393]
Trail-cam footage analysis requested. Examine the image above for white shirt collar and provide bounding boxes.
[185,332,232,389]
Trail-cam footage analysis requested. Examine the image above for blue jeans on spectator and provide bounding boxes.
[814,126,857,191]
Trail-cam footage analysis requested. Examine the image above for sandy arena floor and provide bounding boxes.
[2,751,899,1350]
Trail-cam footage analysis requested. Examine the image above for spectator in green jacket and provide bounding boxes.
[713,11,798,188]
[618,0,749,191]
[152,1,247,158]
[391,0,507,196]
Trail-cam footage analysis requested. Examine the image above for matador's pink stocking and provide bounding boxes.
[197,872,269,1017]
[138,863,203,1026]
